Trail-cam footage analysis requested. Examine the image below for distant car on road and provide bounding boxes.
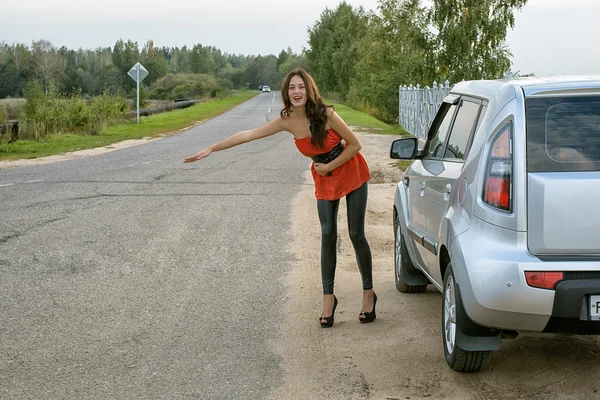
[390,75,600,372]
[262,86,271,93]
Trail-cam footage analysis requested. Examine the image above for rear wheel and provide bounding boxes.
[442,263,492,372]
[394,217,428,293]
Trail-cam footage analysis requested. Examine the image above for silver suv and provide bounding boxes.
[390,75,600,372]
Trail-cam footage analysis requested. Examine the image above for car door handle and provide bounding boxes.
[444,184,452,201]
[421,182,427,190]
[404,176,410,187]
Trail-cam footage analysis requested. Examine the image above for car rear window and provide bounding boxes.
[526,96,600,172]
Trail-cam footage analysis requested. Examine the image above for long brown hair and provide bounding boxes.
[280,68,332,149]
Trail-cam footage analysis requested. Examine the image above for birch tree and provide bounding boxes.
[429,0,528,81]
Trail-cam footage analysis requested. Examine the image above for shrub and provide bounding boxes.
[0,99,24,122]
[149,73,232,100]
[0,104,7,124]
[20,80,128,139]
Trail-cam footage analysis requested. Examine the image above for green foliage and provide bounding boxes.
[277,49,290,67]
[21,80,127,138]
[90,93,128,124]
[279,54,310,78]
[0,104,7,123]
[112,39,140,74]
[0,0,528,129]
[95,64,125,96]
[129,85,149,108]
[219,63,247,89]
[149,74,232,100]
[0,44,27,98]
[429,0,528,81]
[307,2,369,99]
[0,37,306,110]
[349,0,432,123]
[244,55,280,88]
[189,44,227,75]
[0,91,259,160]
[140,40,169,86]
[0,99,23,121]
[305,0,528,123]
[30,40,65,94]
[22,80,50,131]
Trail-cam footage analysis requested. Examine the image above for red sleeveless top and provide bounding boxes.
[294,129,370,200]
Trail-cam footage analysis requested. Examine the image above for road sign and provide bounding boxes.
[128,62,149,83]
[127,62,149,123]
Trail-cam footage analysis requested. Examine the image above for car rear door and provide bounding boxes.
[525,94,600,256]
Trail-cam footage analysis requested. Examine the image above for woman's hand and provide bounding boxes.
[314,163,331,176]
[184,149,212,163]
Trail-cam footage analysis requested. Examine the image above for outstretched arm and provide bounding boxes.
[184,117,285,163]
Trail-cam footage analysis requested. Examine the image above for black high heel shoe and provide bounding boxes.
[320,295,338,328]
[359,292,377,323]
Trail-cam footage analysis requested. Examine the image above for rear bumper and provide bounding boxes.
[543,280,600,334]
[450,219,600,332]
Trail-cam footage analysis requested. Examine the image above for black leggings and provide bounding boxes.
[317,182,372,295]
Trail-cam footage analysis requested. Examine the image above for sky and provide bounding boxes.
[1,0,599,78]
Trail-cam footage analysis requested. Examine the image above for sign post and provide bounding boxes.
[127,62,149,123]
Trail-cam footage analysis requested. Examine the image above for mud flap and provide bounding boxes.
[400,234,430,286]
[455,283,502,351]
[401,257,431,286]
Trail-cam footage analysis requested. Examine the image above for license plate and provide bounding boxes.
[590,295,600,320]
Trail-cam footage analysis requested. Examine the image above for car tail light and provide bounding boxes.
[525,271,564,290]
[483,123,512,212]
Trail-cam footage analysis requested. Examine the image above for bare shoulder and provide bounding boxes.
[324,106,336,130]
[279,113,306,137]
[326,106,335,118]
[278,115,293,132]
[327,108,346,128]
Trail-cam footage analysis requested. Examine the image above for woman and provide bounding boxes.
[184,68,376,328]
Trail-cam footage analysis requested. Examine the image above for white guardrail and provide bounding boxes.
[399,80,452,139]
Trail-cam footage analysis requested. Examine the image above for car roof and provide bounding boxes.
[451,80,517,105]
[453,75,600,99]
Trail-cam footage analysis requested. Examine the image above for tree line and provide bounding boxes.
[0,0,527,125]
[307,0,528,122]
[0,39,307,101]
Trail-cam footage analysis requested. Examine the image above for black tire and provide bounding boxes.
[394,216,428,293]
[442,263,492,372]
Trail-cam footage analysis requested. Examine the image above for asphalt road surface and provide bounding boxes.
[0,92,308,399]
[6,93,600,400]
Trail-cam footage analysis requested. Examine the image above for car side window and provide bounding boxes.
[425,103,457,159]
[444,99,481,160]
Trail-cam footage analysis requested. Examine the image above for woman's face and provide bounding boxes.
[288,75,307,108]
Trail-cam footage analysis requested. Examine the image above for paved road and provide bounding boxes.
[0,93,308,399]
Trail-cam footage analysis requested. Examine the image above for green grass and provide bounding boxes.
[0,91,259,161]
[322,99,410,172]
[0,92,408,161]
[324,99,408,135]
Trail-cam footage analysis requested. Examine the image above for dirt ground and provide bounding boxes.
[4,130,600,399]
[270,131,600,400]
